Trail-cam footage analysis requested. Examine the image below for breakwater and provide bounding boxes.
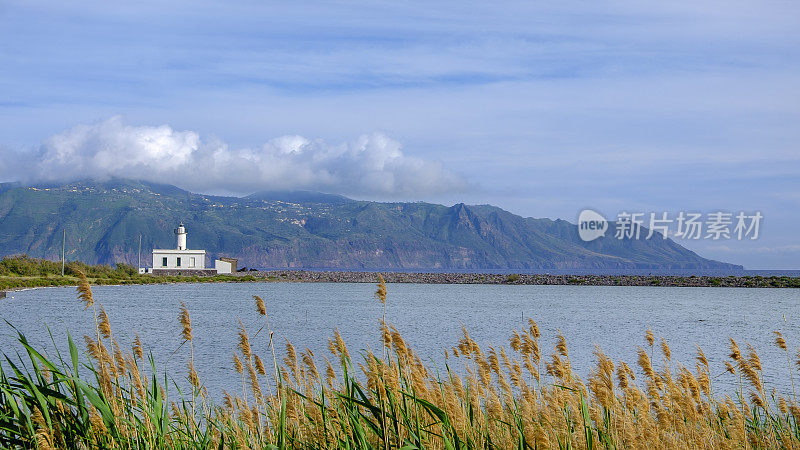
[240,270,800,288]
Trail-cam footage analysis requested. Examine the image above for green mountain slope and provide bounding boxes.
[0,179,741,270]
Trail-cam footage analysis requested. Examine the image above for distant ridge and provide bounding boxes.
[0,178,743,271]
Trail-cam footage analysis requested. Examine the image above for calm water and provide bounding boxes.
[1,283,799,399]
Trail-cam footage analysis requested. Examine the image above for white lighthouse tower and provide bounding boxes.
[146,222,210,274]
[175,222,187,250]
[139,222,237,275]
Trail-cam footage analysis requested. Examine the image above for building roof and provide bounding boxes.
[152,249,206,254]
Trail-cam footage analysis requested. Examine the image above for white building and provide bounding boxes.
[138,223,211,274]
[215,257,238,274]
[139,223,236,275]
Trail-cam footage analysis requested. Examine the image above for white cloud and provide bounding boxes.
[3,117,467,197]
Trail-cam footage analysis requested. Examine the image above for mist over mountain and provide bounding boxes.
[0,179,741,271]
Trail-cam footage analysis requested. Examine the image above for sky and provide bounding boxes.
[1,0,799,269]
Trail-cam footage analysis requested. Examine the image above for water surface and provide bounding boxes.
[1,283,798,398]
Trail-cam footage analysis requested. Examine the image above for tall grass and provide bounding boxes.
[2,274,800,448]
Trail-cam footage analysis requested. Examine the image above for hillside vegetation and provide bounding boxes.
[0,179,740,271]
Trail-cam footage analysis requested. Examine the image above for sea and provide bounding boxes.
[2,282,799,400]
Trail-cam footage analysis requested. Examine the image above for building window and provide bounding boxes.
[190,257,196,268]
[162,257,168,267]
[177,257,182,267]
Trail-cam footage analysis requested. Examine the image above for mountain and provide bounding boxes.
[246,190,352,205]
[0,179,741,271]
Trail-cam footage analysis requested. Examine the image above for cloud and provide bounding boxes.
[2,117,467,197]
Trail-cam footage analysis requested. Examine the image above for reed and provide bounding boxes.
[2,279,800,449]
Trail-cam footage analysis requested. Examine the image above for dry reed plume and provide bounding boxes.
[1,278,800,449]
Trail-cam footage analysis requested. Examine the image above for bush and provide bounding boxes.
[1,255,137,280]
[0,255,62,277]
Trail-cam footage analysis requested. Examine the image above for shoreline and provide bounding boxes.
[243,270,800,287]
[2,271,799,291]
[0,274,261,294]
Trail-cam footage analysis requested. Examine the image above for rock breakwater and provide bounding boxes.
[238,271,800,288]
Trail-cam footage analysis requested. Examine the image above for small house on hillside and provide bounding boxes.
[139,223,236,275]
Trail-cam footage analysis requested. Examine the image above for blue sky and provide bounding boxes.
[1,1,799,269]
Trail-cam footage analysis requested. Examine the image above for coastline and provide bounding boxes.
[243,270,800,287]
[0,274,261,294]
[3,270,799,292]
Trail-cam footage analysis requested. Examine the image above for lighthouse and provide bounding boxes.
[147,222,210,274]
[140,222,237,275]
[175,222,187,250]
